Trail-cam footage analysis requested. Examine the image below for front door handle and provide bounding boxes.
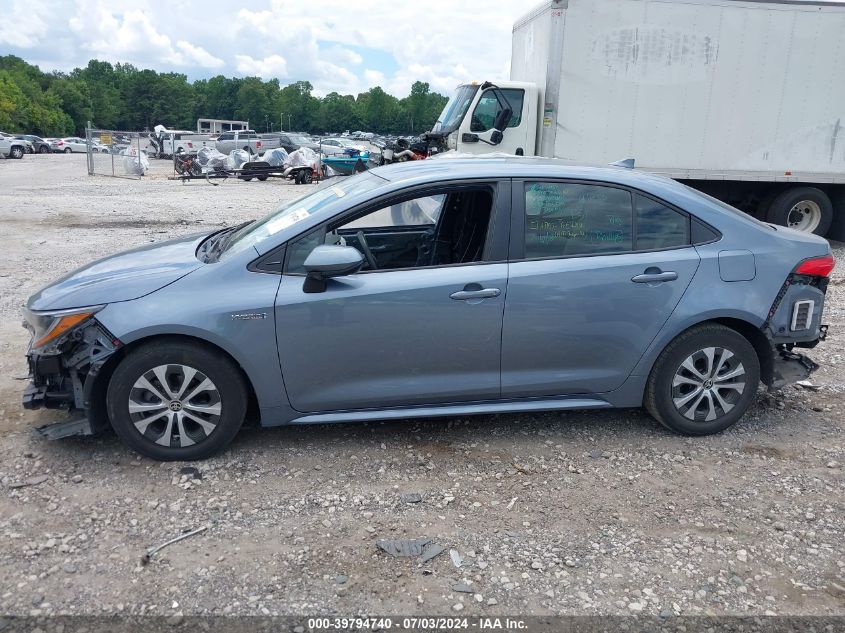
[631,270,678,283]
[450,287,501,301]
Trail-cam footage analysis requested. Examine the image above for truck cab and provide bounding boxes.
[431,81,539,157]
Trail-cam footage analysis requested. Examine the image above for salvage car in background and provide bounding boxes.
[22,158,833,460]
[51,137,88,153]
[0,134,27,159]
[15,135,51,154]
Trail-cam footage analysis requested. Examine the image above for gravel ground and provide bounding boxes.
[0,154,843,619]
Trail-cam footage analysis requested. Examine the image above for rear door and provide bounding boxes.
[501,180,701,397]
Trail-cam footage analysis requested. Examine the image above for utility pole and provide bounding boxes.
[280,112,284,132]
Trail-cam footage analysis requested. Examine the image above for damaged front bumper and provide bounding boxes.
[23,319,120,438]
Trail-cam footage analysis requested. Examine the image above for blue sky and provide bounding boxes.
[0,0,529,96]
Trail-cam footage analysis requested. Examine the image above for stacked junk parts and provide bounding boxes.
[170,146,347,185]
[153,127,430,186]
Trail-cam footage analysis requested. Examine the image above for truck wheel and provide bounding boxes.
[644,324,760,436]
[10,146,24,159]
[765,187,832,235]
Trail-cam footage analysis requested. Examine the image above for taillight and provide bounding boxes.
[256,141,262,148]
[795,254,835,278]
[187,142,193,148]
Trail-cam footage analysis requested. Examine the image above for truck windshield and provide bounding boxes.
[432,84,478,134]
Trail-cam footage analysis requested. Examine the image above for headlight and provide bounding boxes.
[23,305,104,350]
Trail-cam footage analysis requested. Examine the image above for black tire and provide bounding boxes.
[765,187,832,236]
[301,169,313,184]
[257,175,268,181]
[10,146,24,159]
[39,145,50,154]
[644,324,760,436]
[239,176,253,182]
[63,147,72,154]
[106,340,248,461]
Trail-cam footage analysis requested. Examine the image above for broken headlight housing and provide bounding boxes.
[23,305,105,352]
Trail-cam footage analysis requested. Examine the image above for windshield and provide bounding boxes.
[289,135,311,144]
[220,172,387,259]
[432,84,478,134]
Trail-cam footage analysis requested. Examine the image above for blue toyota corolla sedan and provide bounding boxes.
[22,158,834,460]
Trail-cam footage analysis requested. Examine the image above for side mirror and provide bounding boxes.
[493,106,512,132]
[303,244,364,293]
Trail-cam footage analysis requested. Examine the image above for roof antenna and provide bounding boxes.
[610,158,635,169]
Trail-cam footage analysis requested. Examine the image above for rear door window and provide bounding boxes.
[634,194,689,250]
[523,182,633,258]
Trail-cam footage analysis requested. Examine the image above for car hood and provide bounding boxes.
[27,232,210,311]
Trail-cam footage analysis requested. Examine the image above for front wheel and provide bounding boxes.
[644,324,760,436]
[10,146,24,159]
[39,145,50,154]
[63,147,72,154]
[107,340,248,460]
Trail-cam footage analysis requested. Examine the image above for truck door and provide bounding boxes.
[457,87,533,156]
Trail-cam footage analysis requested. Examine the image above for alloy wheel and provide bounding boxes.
[671,347,746,422]
[128,364,222,447]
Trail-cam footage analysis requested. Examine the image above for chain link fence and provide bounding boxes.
[85,125,148,179]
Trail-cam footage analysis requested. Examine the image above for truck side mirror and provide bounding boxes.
[493,107,512,132]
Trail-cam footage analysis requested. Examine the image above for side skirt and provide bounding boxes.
[282,397,612,426]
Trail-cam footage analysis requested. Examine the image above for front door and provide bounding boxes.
[274,182,510,413]
[501,180,701,397]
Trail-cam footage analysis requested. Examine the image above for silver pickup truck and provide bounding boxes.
[215,130,281,155]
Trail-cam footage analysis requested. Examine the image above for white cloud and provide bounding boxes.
[234,54,289,79]
[67,1,224,69]
[0,0,51,48]
[175,41,225,69]
[14,0,530,98]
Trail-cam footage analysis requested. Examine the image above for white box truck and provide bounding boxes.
[426,0,845,237]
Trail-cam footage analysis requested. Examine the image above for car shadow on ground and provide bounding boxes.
[26,404,772,465]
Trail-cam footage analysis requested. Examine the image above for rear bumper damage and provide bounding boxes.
[23,320,120,439]
[770,345,820,390]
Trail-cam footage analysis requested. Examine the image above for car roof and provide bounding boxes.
[370,156,683,191]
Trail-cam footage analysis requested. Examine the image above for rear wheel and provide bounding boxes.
[10,146,24,159]
[765,187,832,235]
[107,341,248,461]
[63,147,72,154]
[644,324,760,436]
[39,145,50,154]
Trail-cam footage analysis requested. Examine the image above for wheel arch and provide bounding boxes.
[640,315,773,387]
[89,332,261,430]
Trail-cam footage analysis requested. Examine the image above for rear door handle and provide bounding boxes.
[631,271,678,283]
[450,288,501,300]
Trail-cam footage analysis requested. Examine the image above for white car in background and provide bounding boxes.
[51,137,88,153]
[0,133,28,159]
[319,137,368,156]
